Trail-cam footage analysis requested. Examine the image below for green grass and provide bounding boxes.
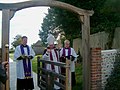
[9,53,82,89]
[73,63,83,90]
[32,55,42,73]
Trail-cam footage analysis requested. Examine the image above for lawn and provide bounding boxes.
[9,53,82,89]
[31,55,42,73]
[73,63,83,90]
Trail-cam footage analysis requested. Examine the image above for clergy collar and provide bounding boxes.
[47,46,56,49]
[21,44,27,47]
[65,47,70,49]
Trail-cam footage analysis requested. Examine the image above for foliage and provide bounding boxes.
[39,0,120,49]
[9,53,14,60]
[39,8,61,45]
[73,63,83,90]
[105,51,120,89]
[11,34,22,48]
[38,30,48,46]
[100,0,120,49]
[39,0,106,42]
[9,49,14,53]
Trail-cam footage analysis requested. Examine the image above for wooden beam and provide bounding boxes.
[81,14,91,90]
[9,10,16,20]
[0,0,94,16]
[50,1,94,16]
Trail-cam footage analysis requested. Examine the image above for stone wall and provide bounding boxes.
[101,49,120,89]
[90,48,120,90]
[112,27,120,49]
[73,27,120,55]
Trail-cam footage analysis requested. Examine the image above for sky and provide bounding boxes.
[0,0,49,48]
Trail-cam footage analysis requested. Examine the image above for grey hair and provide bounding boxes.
[64,39,70,44]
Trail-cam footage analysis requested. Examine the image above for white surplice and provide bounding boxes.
[60,48,77,72]
[14,45,35,79]
[42,49,60,89]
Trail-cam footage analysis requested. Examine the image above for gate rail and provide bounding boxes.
[37,56,71,90]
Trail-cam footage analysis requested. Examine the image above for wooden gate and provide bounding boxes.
[37,57,71,90]
[0,1,94,90]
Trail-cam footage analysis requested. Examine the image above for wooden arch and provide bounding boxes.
[0,0,94,90]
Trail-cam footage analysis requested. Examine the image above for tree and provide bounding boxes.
[11,35,22,48]
[39,0,120,48]
[38,8,58,45]
[39,0,106,41]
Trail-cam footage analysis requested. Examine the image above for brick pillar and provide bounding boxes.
[91,48,102,90]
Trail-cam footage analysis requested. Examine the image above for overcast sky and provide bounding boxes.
[0,0,49,48]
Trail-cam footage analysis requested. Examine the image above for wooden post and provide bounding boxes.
[5,44,9,90]
[80,14,91,90]
[0,49,1,89]
[2,9,10,63]
[37,57,40,87]
[49,73,54,90]
[1,9,10,90]
[65,59,71,90]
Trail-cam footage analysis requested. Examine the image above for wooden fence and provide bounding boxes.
[37,57,71,90]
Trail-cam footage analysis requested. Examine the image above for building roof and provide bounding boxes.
[33,40,43,47]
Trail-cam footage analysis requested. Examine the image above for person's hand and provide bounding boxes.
[21,55,29,59]
[24,55,28,59]
[17,55,28,60]
[47,48,50,53]
[66,56,70,60]
[65,55,75,61]
[28,55,33,59]
[2,61,8,70]
[60,56,66,62]
[71,55,75,61]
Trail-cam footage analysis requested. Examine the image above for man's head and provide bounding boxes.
[21,36,27,45]
[48,44,55,49]
[64,40,70,48]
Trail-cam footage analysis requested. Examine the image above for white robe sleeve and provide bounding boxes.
[42,52,49,60]
[29,46,35,59]
[60,48,63,57]
[71,48,78,62]
[42,51,50,70]
[14,46,21,61]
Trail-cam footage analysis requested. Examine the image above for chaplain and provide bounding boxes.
[60,39,78,87]
[14,36,35,90]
